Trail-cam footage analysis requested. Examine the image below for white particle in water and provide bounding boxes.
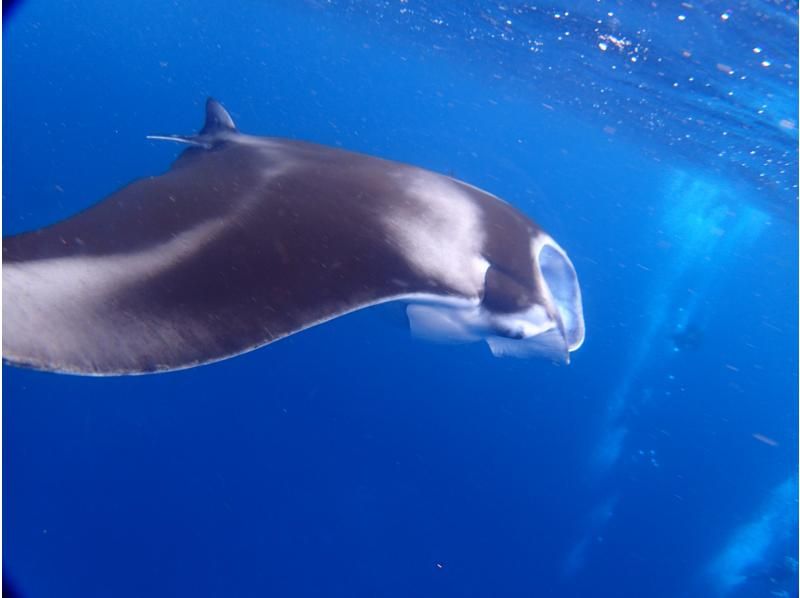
[598,42,608,51]
[761,60,771,67]
[753,47,762,54]
[720,12,730,21]
[677,14,686,21]
[716,63,734,75]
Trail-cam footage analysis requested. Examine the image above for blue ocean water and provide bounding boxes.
[2,1,797,597]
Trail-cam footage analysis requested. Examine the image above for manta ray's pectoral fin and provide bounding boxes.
[146,98,238,150]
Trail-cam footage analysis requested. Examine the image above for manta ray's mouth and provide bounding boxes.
[465,235,586,362]
[534,238,585,353]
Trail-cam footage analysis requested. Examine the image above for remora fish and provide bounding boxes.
[3,99,584,375]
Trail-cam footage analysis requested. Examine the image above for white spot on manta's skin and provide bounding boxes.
[383,170,489,297]
[231,134,285,149]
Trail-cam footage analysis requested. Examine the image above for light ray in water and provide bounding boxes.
[591,171,769,475]
[562,494,619,577]
[707,476,798,595]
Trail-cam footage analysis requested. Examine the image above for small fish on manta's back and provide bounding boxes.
[2,98,585,375]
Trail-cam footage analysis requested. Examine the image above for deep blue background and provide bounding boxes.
[3,2,798,597]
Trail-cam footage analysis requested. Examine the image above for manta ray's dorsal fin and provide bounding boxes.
[200,97,237,136]
[147,97,237,149]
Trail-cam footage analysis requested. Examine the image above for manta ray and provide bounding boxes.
[2,99,584,375]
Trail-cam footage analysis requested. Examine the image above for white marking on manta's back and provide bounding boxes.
[3,219,229,369]
[383,170,489,297]
[3,147,293,361]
